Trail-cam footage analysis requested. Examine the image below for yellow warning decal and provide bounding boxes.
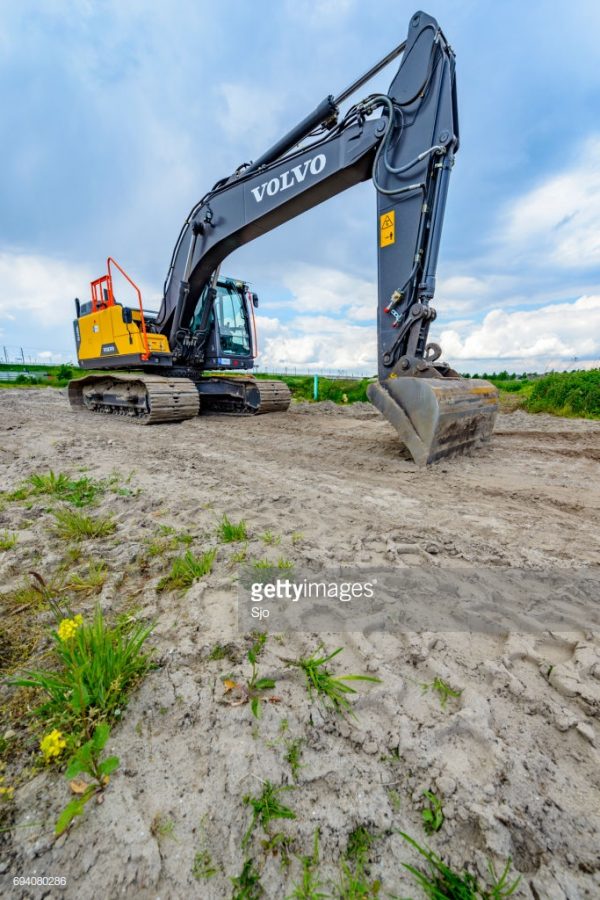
[380,210,395,247]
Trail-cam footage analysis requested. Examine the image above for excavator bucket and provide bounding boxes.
[367,376,498,466]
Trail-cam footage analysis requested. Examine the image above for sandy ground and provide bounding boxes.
[1,388,599,899]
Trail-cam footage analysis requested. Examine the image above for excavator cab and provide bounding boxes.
[192,278,257,372]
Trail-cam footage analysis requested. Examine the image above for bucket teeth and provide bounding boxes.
[367,376,499,466]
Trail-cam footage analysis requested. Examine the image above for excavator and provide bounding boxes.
[68,9,498,465]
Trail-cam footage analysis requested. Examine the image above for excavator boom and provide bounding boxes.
[69,9,498,464]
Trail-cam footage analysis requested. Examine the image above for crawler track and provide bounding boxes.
[67,374,291,423]
[67,374,200,424]
[251,379,293,414]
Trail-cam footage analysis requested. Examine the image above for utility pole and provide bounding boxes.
[2,346,7,364]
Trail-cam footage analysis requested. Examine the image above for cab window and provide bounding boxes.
[214,285,250,356]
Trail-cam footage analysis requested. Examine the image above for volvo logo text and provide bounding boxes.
[250,154,327,203]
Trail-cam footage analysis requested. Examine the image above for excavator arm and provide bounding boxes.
[158,10,455,378]
[152,10,497,464]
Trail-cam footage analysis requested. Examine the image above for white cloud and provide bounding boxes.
[498,136,600,269]
[347,303,376,323]
[0,251,89,328]
[437,295,600,365]
[281,264,375,316]
[253,314,283,335]
[436,274,497,314]
[256,293,600,375]
[0,249,156,332]
[253,264,377,372]
[255,312,375,373]
[257,266,600,375]
[430,136,600,322]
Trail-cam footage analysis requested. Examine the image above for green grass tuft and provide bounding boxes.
[400,832,520,899]
[66,560,107,594]
[157,548,216,592]
[231,858,264,899]
[285,738,304,782]
[218,514,248,543]
[332,825,381,898]
[29,471,105,507]
[151,814,175,838]
[245,633,276,719]
[53,507,116,541]
[2,571,63,610]
[253,557,294,571]
[0,530,17,551]
[208,642,229,661]
[192,849,217,880]
[1,469,138,512]
[146,525,193,557]
[346,825,377,865]
[230,543,249,565]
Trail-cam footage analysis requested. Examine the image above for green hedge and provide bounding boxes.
[525,370,600,418]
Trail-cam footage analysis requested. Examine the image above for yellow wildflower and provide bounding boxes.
[57,614,83,642]
[0,773,14,800]
[40,729,67,761]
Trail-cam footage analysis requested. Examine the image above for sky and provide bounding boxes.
[1,0,600,374]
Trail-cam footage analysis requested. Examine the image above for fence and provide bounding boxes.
[252,366,370,380]
[0,370,50,381]
[1,346,75,366]
[0,350,372,380]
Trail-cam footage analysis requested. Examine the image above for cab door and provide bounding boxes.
[210,282,256,369]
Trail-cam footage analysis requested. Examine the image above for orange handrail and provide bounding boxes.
[90,274,114,311]
[106,257,150,361]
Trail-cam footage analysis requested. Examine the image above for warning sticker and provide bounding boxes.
[380,210,395,247]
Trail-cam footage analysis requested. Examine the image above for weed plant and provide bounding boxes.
[157,548,216,591]
[11,604,153,738]
[284,647,380,718]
